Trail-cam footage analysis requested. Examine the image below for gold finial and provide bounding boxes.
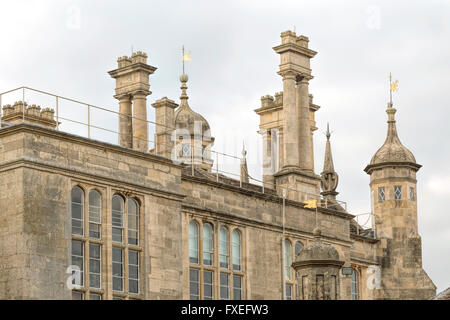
[389,72,399,106]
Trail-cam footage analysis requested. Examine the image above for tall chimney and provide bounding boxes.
[109,51,156,152]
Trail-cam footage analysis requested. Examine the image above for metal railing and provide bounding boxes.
[0,85,349,212]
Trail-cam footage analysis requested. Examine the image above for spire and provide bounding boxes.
[179,73,190,109]
[240,141,249,184]
[320,123,339,198]
[179,45,192,110]
[365,74,418,172]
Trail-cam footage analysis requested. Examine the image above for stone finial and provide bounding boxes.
[27,104,41,117]
[117,56,132,68]
[280,30,297,44]
[41,108,55,120]
[260,95,274,108]
[320,123,339,198]
[240,142,249,184]
[131,51,148,64]
[2,104,13,116]
[274,92,283,106]
[296,35,309,48]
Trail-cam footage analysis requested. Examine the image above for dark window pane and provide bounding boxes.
[189,268,200,300]
[285,284,292,300]
[72,204,83,219]
[233,275,242,300]
[112,227,122,243]
[89,223,101,239]
[72,291,83,300]
[129,250,138,265]
[90,274,101,288]
[204,270,213,300]
[113,277,123,291]
[220,273,229,300]
[90,293,101,300]
[129,279,139,294]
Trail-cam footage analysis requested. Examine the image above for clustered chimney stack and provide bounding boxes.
[109,51,156,152]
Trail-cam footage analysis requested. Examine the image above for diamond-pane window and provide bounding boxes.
[378,187,385,202]
[182,144,190,157]
[394,186,402,200]
[410,187,415,201]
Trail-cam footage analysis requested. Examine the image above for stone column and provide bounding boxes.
[281,71,299,169]
[260,129,275,188]
[297,77,313,172]
[132,93,148,152]
[117,94,132,148]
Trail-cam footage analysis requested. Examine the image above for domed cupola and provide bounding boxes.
[174,73,214,171]
[174,74,211,135]
[292,227,344,300]
[365,102,421,174]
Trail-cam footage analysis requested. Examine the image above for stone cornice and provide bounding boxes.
[350,256,380,266]
[292,260,345,268]
[254,104,283,115]
[273,43,317,58]
[350,233,379,244]
[0,158,185,201]
[181,173,355,220]
[182,202,354,246]
[273,166,322,181]
[108,62,157,78]
[0,122,181,168]
[364,161,422,174]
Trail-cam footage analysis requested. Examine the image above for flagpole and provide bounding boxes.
[182,45,185,74]
[389,72,392,105]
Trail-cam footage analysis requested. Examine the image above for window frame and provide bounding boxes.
[188,220,245,300]
[351,267,360,300]
[71,184,143,300]
[88,189,102,239]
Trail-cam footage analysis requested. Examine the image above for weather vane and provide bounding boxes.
[389,72,399,106]
[182,45,191,74]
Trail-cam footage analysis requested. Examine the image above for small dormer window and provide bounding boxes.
[409,187,415,201]
[394,186,402,200]
[378,187,385,202]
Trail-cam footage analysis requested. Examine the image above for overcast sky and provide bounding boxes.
[1,0,449,294]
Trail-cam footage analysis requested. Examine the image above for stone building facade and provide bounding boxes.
[0,30,436,300]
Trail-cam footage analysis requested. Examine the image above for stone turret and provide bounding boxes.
[365,101,436,299]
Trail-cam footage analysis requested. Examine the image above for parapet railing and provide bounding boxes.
[0,86,349,213]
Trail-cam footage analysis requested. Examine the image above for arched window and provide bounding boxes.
[351,268,359,300]
[203,223,214,266]
[112,195,124,243]
[232,229,241,271]
[88,190,101,239]
[71,186,84,235]
[284,240,292,280]
[128,198,139,245]
[219,226,229,269]
[189,221,199,264]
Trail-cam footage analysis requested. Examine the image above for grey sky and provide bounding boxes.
[1,0,449,293]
